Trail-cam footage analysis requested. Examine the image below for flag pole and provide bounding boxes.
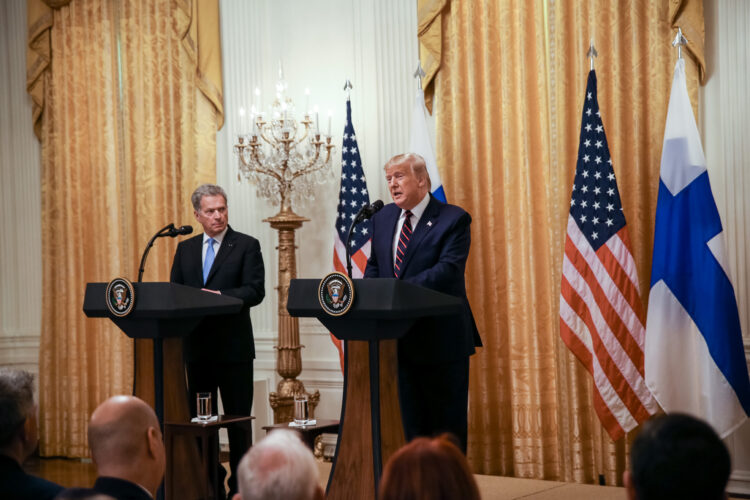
[671,27,688,60]
[343,79,352,102]
[413,61,426,90]
[587,39,598,71]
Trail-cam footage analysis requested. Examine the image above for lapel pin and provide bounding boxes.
[427,221,433,227]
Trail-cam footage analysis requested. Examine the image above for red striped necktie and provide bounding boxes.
[394,210,413,278]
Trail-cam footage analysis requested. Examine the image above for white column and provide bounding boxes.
[701,0,750,495]
[216,0,418,421]
[0,0,43,379]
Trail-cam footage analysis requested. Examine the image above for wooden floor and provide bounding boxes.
[24,455,97,489]
[27,456,747,499]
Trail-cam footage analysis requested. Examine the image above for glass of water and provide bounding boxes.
[197,392,212,420]
[294,394,309,425]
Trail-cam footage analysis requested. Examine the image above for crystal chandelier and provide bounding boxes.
[234,70,335,215]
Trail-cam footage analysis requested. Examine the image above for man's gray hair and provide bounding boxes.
[191,184,228,212]
[236,429,319,500]
[0,368,35,446]
[384,153,432,189]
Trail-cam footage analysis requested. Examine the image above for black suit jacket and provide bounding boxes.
[92,476,153,500]
[364,196,481,364]
[170,225,265,363]
[0,454,62,500]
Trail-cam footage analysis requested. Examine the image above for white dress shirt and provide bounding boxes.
[202,227,228,266]
[392,192,431,264]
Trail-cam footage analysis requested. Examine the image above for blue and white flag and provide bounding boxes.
[645,58,750,437]
[409,88,446,202]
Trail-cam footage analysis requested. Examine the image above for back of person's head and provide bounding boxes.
[87,396,165,496]
[0,368,37,460]
[626,413,730,500]
[379,434,480,500]
[54,487,116,500]
[235,429,323,500]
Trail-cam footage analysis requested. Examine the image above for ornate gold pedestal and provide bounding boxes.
[265,209,320,423]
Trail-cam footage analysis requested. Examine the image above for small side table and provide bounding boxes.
[262,419,339,450]
[165,415,254,500]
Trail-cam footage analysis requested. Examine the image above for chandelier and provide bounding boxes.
[233,70,335,215]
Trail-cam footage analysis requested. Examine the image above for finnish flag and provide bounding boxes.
[645,58,750,437]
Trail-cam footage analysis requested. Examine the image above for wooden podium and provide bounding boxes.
[83,282,243,500]
[287,278,463,500]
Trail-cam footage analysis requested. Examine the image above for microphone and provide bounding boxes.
[167,225,193,237]
[345,200,383,278]
[353,200,384,223]
[138,223,193,282]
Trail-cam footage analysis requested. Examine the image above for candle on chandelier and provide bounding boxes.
[238,106,246,133]
[327,110,332,136]
[304,88,310,114]
[315,112,320,134]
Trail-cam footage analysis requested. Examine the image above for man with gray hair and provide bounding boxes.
[0,368,63,499]
[233,430,324,500]
[171,183,265,498]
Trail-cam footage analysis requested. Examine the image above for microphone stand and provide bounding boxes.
[345,207,369,279]
[137,223,174,282]
[134,222,174,449]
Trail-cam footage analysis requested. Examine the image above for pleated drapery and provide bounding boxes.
[421,0,703,485]
[27,0,223,457]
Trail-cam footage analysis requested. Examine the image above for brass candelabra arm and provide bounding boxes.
[292,116,313,146]
[289,137,334,182]
[237,143,284,184]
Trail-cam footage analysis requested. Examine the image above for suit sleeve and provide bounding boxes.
[404,212,471,293]
[219,238,265,307]
[170,242,184,284]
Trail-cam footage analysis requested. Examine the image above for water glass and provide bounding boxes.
[197,392,212,420]
[294,394,309,425]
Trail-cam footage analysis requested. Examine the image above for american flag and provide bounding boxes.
[331,98,371,371]
[559,70,658,440]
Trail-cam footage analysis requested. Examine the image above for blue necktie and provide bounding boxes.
[203,238,215,285]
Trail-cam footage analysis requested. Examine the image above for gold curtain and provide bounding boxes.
[423,0,703,485]
[28,0,223,457]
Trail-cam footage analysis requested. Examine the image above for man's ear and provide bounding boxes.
[314,486,325,500]
[623,470,637,500]
[147,427,161,458]
[20,416,33,441]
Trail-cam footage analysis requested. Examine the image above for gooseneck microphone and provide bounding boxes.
[166,225,193,237]
[345,200,383,278]
[137,223,194,282]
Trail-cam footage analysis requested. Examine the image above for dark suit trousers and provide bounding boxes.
[187,361,253,494]
[397,356,470,453]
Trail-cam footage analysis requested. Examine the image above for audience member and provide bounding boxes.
[54,488,115,500]
[624,413,731,500]
[379,434,480,500]
[234,429,323,500]
[86,395,165,500]
[0,367,63,500]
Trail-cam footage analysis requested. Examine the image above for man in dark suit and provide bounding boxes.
[170,183,265,497]
[364,153,481,453]
[86,395,165,500]
[0,368,63,500]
